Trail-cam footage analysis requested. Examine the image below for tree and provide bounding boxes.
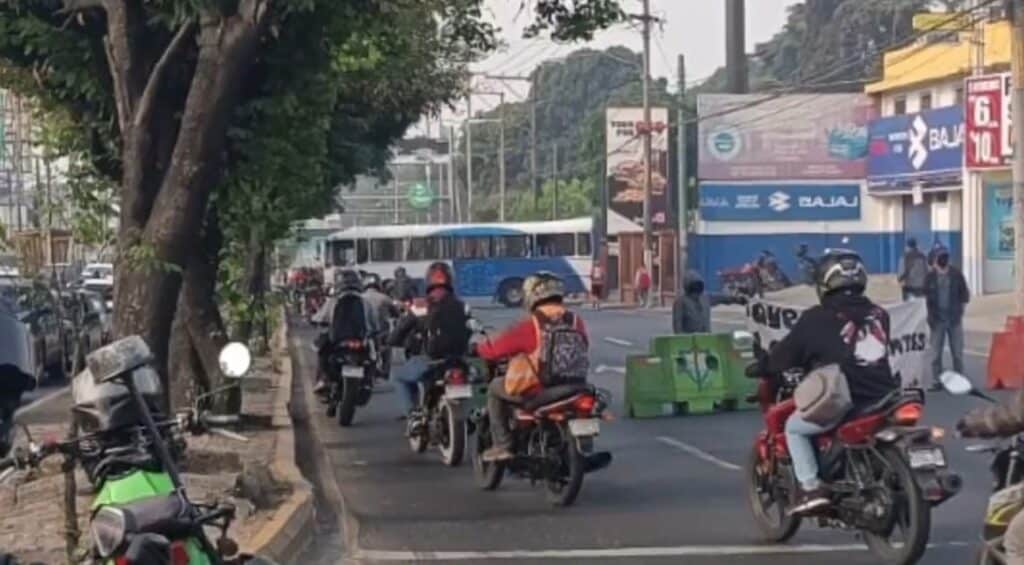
[508,177,594,221]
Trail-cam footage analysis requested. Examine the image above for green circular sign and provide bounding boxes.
[407,183,434,210]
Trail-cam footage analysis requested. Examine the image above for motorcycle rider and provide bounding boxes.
[388,262,470,422]
[362,272,399,379]
[473,272,589,462]
[758,249,897,515]
[313,269,379,394]
[958,393,1024,562]
[392,266,417,302]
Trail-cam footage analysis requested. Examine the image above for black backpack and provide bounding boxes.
[536,311,589,386]
[331,294,368,342]
[424,294,470,359]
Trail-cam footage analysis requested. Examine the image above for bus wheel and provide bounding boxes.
[497,278,524,308]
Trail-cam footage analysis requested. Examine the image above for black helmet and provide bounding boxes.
[394,266,406,278]
[363,272,382,290]
[337,269,362,292]
[815,248,867,299]
[425,262,454,292]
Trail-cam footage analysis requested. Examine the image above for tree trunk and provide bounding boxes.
[168,297,204,411]
[238,225,267,350]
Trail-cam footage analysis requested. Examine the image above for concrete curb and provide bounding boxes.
[241,311,315,562]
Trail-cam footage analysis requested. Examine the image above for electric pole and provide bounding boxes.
[1012,0,1024,314]
[639,0,654,269]
[531,75,539,204]
[465,93,474,222]
[677,54,688,290]
[726,0,748,94]
[498,92,506,222]
[552,142,559,220]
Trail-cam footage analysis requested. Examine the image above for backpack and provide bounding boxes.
[424,294,470,359]
[904,251,928,290]
[535,312,589,386]
[331,294,368,342]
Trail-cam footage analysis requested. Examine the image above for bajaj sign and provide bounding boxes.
[867,105,964,184]
[699,183,862,222]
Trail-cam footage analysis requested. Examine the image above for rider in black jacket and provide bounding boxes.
[761,249,898,514]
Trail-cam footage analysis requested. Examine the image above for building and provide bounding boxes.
[865,14,1012,295]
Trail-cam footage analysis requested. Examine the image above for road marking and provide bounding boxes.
[656,436,741,472]
[603,337,635,348]
[15,386,70,418]
[350,542,968,561]
[595,365,626,375]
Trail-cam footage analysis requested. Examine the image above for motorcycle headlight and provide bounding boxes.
[90,506,128,558]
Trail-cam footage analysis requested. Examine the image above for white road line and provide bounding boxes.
[656,436,741,472]
[350,542,967,561]
[594,365,626,375]
[15,386,69,418]
[603,337,635,348]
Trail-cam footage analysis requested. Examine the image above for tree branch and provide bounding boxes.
[134,21,195,129]
[58,0,104,14]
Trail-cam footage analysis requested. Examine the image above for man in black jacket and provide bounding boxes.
[924,247,969,391]
[672,270,744,334]
[760,249,898,515]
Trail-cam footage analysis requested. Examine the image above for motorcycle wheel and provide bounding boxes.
[437,398,465,467]
[408,407,429,454]
[745,445,801,542]
[862,446,931,565]
[337,378,359,427]
[472,419,505,490]
[545,425,585,507]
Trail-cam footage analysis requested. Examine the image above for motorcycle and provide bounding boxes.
[796,244,818,286]
[718,251,792,300]
[469,351,613,507]
[325,337,377,427]
[0,338,277,565]
[406,356,478,467]
[746,351,961,564]
[938,371,1024,564]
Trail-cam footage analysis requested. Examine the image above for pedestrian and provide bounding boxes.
[924,246,969,391]
[672,270,745,334]
[590,262,605,310]
[634,263,652,308]
[897,237,928,301]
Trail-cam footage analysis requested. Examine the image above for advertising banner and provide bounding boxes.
[965,72,1013,169]
[984,177,1015,260]
[866,105,963,185]
[745,299,930,389]
[697,94,874,180]
[699,182,861,222]
[606,107,670,229]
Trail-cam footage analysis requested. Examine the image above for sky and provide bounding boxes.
[411,0,801,137]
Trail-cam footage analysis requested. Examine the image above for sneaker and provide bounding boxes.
[788,486,830,516]
[482,446,514,462]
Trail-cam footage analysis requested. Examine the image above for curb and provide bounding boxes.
[241,311,315,562]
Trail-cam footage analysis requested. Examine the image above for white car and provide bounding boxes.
[81,263,114,284]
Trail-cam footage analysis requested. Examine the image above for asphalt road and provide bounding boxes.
[294,305,1001,565]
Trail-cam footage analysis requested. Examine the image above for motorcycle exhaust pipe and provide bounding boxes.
[923,472,963,506]
[584,452,613,474]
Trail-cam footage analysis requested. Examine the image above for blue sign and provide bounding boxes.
[867,106,963,185]
[984,178,1014,261]
[699,183,862,222]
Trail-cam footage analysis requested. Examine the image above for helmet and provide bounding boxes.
[522,271,565,311]
[336,269,362,292]
[815,248,867,299]
[425,262,454,292]
[394,266,406,278]
[363,272,382,291]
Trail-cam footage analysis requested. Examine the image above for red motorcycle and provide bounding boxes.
[747,366,961,565]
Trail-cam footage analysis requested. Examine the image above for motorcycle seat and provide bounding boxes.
[522,382,591,412]
[843,390,917,421]
[112,493,193,539]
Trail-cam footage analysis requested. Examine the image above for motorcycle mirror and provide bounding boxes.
[731,330,754,350]
[218,342,252,379]
[939,371,973,396]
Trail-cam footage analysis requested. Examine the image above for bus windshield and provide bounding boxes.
[331,240,355,267]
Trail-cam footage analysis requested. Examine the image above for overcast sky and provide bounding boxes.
[412,0,800,136]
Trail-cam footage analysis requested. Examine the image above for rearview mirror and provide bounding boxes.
[731,330,755,350]
[219,342,252,378]
[939,371,973,396]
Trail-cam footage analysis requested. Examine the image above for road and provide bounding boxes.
[294,305,998,565]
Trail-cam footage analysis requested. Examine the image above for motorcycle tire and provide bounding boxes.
[472,420,504,491]
[745,445,801,542]
[337,378,359,427]
[438,398,465,467]
[545,424,585,507]
[862,446,931,565]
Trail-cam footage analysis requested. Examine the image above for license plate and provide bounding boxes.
[569,419,600,437]
[908,446,946,469]
[445,384,472,399]
[341,366,364,378]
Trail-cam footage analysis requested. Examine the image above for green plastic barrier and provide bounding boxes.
[663,333,731,414]
[625,354,676,419]
[720,331,759,410]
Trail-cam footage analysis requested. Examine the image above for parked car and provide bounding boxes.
[59,291,107,371]
[18,305,68,384]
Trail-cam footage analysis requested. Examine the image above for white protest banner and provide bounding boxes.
[745,298,930,389]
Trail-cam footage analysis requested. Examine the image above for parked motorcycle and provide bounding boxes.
[746,346,960,565]
[0,338,276,565]
[325,336,377,427]
[718,251,793,300]
[795,244,818,286]
[470,353,613,507]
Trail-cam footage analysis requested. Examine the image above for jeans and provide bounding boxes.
[394,355,431,414]
[930,320,965,382]
[785,413,830,490]
[487,378,517,450]
[1006,508,1024,565]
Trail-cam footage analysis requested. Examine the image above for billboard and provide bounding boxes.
[699,182,861,222]
[697,94,874,180]
[984,178,1014,261]
[606,107,670,229]
[965,72,1013,169]
[867,105,963,187]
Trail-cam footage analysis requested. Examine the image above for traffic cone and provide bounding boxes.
[987,316,1024,390]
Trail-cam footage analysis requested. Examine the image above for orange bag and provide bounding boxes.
[503,318,542,396]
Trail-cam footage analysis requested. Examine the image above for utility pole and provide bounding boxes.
[465,93,474,222]
[1012,0,1024,314]
[638,0,654,269]
[498,92,507,222]
[677,54,688,290]
[531,75,539,204]
[726,0,749,94]
[551,142,559,219]
[447,125,457,223]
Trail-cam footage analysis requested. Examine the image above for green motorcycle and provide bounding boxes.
[0,338,276,565]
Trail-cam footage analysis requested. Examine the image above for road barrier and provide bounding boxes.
[626,331,756,418]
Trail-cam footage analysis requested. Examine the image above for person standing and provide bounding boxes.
[590,262,605,310]
[897,237,928,301]
[635,263,652,308]
[924,247,969,391]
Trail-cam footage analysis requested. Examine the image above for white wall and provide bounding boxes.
[879,78,963,116]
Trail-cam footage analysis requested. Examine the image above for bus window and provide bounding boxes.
[576,233,592,257]
[331,240,355,266]
[536,233,575,257]
[356,240,369,264]
[371,238,403,262]
[408,237,440,261]
[492,235,529,257]
[437,237,454,259]
[455,237,491,259]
